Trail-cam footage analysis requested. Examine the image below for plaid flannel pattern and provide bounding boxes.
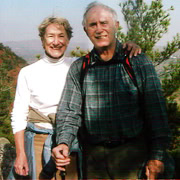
[56,41,171,161]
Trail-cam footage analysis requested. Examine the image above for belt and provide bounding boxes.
[84,133,143,147]
[100,137,137,148]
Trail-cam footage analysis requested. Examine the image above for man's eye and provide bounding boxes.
[102,22,107,24]
[90,23,96,27]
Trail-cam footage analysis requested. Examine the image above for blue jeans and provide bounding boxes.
[7,122,82,179]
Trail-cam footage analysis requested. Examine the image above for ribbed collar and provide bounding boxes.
[43,54,65,65]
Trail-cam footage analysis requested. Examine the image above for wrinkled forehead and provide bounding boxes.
[86,6,113,19]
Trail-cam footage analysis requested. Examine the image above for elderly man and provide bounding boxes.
[8,15,141,180]
[52,1,174,179]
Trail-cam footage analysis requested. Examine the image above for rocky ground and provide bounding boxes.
[0,137,15,180]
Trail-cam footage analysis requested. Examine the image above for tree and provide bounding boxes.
[36,54,41,60]
[70,47,89,57]
[161,59,180,97]
[118,1,180,172]
[0,62,13,141]
[118,0,180,117]
[0,43,27,143]
[118,0,180,65]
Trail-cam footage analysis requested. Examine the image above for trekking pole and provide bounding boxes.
[60,169,66,180]
[59,150,68,179]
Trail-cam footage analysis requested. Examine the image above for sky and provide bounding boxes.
[0,0,180,47]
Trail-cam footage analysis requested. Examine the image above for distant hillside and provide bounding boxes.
[2,40,44,64]
[3,39,92,64]
[0,43,27,85]
[0,42,27,142]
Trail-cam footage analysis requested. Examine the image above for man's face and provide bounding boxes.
[84,7,119,50]
[42,23,69,59]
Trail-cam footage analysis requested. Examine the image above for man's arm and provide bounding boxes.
[139,55,171,159]
[55,60,82,147]
[53,60,83,169]
[133,54,171,178]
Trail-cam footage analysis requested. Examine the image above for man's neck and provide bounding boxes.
[95,41,116,61]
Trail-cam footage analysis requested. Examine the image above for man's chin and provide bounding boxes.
[95,43,109,49]
[94,41,109,47]
[94,40,116,50]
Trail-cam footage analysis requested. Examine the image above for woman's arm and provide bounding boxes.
[14,130,29,176]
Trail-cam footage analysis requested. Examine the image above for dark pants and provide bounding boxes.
[82,137,148,179]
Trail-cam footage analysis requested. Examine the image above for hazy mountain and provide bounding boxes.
[2,39,43,63]
[2,39,179,71]
[2,39,91,64]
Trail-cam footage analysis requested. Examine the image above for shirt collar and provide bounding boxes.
[43,54,65,65]
[90,40,125,66]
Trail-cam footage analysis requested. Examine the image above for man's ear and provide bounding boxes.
[84,26,88,35]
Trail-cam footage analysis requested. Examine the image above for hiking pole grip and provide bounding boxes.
[59,150,67,180]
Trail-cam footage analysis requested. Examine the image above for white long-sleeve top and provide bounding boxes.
[11,54,76,134]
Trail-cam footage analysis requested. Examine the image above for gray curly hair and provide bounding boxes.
[38,16,73,40]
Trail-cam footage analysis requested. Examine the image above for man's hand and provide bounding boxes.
[145,160,164,179]
[52,144,70,171]
[14,153,29,176]
[123,41,142,58]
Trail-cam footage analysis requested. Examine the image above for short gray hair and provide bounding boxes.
[82,1,118,27]
[38,16,73,40]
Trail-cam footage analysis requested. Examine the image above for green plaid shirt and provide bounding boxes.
[56,41,171,161]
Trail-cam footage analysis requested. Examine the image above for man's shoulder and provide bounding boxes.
[69,56,85,69]
[131,53,152,67]
[72,56,84,64]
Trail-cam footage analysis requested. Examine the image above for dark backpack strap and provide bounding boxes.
[80,53,91,89]
[80,51,139,91]
[122,51,138,88]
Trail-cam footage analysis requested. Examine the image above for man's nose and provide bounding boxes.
[96,24,103,33]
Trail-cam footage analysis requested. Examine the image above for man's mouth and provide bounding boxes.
[51,46,62,50]
[95,35,107,39]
